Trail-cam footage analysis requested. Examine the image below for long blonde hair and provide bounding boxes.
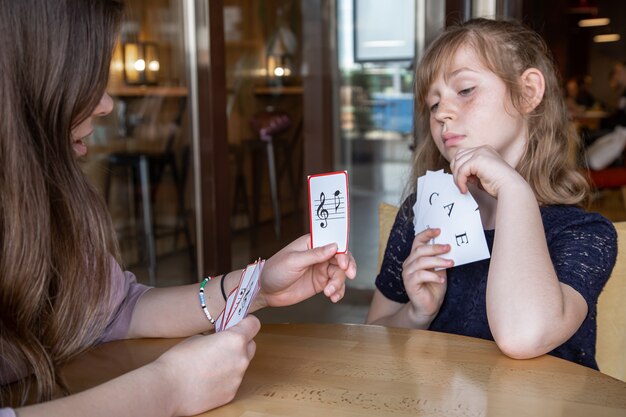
[0,0,123,405]
[410,18,589,206]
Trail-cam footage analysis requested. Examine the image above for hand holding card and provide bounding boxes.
[308,171,350,253]
[414,170,490,268]
[215,260,263,332]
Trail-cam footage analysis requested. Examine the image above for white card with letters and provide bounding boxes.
[308,171,349,253]
[413,170,490,268]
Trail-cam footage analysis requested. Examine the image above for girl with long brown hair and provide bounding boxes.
[0,1,356,415]
[367,18,616,369]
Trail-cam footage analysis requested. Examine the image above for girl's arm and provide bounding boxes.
[486,182,587,359]
[127,272,239,338]
[17,360,175,417]
[366,289,432,329]
[127,235,356,339]
[451,146,587,359]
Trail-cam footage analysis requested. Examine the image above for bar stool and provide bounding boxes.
[234,108,297,237]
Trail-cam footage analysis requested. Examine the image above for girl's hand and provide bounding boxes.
[402,228,451,324]
[254,235,357,309]
[450,145,526,197]
[153,315,261,416]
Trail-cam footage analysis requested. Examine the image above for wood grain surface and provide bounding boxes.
[61,323,626,416]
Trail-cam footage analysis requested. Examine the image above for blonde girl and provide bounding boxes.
[367,18,616,369]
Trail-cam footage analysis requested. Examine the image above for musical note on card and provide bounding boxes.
[314,191,346,228]
[334,190,341,212]
[308,171,350,253]
[316,192,329,228]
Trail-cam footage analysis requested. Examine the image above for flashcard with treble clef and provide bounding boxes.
[307,171,349,253]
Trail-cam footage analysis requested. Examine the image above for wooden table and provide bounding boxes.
[61,324,626,416]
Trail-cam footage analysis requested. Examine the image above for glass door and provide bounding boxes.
[223,0,307,267]
[86,0,197,286]
[336,0,417,288]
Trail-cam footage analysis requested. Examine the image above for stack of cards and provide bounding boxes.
[307,171,350,253]
[215,260,263,332]
[413,170,490,268]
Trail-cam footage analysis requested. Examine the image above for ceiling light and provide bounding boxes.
[594,34,620,43]
[578,18,610,27]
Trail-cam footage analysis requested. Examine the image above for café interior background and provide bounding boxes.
[84,0,626,312]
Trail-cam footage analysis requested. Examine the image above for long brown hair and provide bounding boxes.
[410,18,589,206]
[0,0,123,405]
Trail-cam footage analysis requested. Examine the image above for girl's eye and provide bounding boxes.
[459,87,475,96]
[429,102,439,112]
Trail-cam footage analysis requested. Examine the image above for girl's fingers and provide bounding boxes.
[452,147,489,194]
[404,254,453,276]
[329,281,346,303]
[450,147,473,172]
[414,243,451,259]
[405,239,451,267]
[329,252,357,279]
[412,228,442,249]
[415,255,454,273]
[321,263,351,303]
[452,156,475,194]
[405,269,446,286]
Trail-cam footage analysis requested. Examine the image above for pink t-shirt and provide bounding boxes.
[0,261,151,401]
[98,261,152,343]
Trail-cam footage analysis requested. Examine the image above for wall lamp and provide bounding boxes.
[123,41,160,85]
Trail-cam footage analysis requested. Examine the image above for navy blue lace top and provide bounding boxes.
[375,194,617,369]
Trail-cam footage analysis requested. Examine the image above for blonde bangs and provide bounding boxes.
[415,32,469,117]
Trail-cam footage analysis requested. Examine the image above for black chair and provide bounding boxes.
[104,96,194,285]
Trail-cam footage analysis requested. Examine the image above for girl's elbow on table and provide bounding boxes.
[492,325,555,360]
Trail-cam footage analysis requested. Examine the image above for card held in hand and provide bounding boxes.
[215,259,263,332]
[414,170,490,268]
[307,171,349,253]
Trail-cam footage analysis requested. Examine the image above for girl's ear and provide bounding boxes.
[519,68,545,113]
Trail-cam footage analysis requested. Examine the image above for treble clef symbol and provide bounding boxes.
[316,192,329,228]
[333,190,341,213]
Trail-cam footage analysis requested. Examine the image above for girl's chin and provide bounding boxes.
[438,148,454,163]
[72,140,87,157]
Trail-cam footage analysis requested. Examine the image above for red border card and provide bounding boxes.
[307,171,350,253]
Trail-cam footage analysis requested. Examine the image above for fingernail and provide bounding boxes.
[327,285,336,294]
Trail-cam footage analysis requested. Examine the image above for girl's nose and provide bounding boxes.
[433,100,455,124]
[94,93,114,117]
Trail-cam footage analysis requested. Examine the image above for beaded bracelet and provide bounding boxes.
[220,272,228,301]
[199,276,215,325]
